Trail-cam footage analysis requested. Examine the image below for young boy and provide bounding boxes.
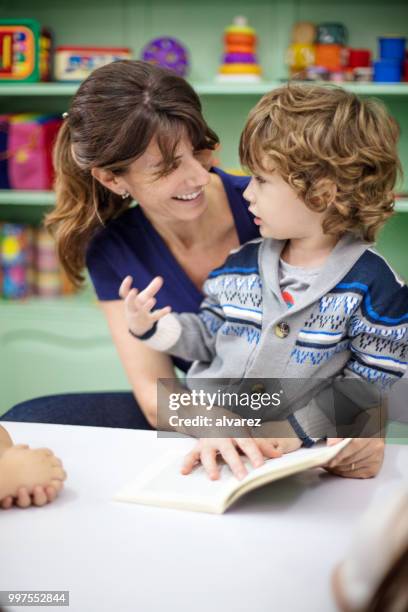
[120,84,407,480]
[0,425,66,509]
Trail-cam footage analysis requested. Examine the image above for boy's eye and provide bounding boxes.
[254,175,266,184]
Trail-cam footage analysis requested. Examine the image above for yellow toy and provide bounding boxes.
[217,16,262,82]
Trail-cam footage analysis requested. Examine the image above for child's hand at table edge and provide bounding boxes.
[0,445,67,509]
[180,435,283,481]
[119,275,172,337]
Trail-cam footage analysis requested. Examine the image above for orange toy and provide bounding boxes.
[217,16,262,82]
[315,44,347,72]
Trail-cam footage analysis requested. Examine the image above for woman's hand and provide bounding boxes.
[324,437,385,479]
[119,275,171,337]
[181,435,282,481]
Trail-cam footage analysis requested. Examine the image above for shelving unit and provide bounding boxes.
[0,0,407,413]
[1,190,408,211]
[1,81,408,96]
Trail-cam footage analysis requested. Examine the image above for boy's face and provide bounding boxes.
[243,165,327,240]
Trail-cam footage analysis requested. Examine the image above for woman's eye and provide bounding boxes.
[254,175,266,184]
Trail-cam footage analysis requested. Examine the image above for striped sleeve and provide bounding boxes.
[291,277,408,444]
[140,281,225,363]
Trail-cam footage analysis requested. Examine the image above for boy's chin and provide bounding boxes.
[259,225,282,239]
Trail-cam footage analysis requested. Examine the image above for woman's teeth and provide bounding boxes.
[174,188,203,201]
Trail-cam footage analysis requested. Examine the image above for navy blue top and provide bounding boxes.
[86,167,259,371]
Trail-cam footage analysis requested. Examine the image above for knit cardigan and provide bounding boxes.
[140,233,408,444]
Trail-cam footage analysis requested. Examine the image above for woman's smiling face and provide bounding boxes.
[117,135,212,222]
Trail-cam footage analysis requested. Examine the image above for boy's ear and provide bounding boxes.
[91,167,124,196]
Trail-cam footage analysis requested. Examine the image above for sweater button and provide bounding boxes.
[275,321,290,338]
[251,382,266,394]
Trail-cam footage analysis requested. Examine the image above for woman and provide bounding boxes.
[2,60,384,482]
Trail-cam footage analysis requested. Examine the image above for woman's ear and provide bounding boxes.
[91,167,125,196]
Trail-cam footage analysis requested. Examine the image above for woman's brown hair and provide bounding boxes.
[239,83,402,243]
[46,60,219,285]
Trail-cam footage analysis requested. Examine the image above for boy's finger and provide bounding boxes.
[237,438,264,468]
[180,449,200,475]
[220,444,247,480]
[142,297,156,312]
[201,448,220,480]
[119,275,133,299]
[254,438,282,459]
[125,287,139,309]
[137,276,164,302]
[151,306,172,321]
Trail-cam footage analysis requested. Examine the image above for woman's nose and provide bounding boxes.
[186,157,211,186]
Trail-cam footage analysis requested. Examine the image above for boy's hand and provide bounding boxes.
[181,435,282,481]
[251,419,302,454]
[119,275,171,337]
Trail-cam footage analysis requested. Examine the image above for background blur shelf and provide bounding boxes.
[1,190,407,212]
[1,81,408,97]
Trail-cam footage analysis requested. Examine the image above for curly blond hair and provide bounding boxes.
[239,83,402,242]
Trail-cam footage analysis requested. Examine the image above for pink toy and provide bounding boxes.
[8,114,62,190]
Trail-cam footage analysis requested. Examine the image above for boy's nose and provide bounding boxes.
[243,182,254,203]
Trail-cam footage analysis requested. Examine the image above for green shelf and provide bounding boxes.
[0,190,55,206]
[0,81,408,97]
[0,190,407,212]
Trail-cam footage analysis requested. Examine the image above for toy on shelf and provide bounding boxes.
[1,114,62,190]
[0,223,31,299]
[35,227,62,297]
[217,16,262,82]
[0,19,53,83]
[374,36,406,83]
[286,21,316,78]
[141,38,189,77]
[287,20,376,83]
[314,22,348,76]
[0,222,77,300]
[0,115,10,189]
[55,46,131,82]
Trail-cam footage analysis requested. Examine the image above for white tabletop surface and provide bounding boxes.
[1,422,407,612]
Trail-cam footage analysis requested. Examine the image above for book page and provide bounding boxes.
[114,439,351,514]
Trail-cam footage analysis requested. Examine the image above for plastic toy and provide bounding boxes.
[141,38,189,77]
[0,223,30,299]
[217,16,262,81]
[55,46,131,82]
[286,21,316,77]
[35,227,61,297]
[0,19,52,82]
[373,36,406,83]
[316,23,348,46]
[7,114,62,190]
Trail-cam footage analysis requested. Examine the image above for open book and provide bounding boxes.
[114,438,351,514]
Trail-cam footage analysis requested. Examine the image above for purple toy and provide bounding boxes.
[141,37,189,77]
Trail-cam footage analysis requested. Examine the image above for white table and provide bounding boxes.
[1,422,407,612]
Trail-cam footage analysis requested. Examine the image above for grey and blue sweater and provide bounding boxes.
[141,233,408,443]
